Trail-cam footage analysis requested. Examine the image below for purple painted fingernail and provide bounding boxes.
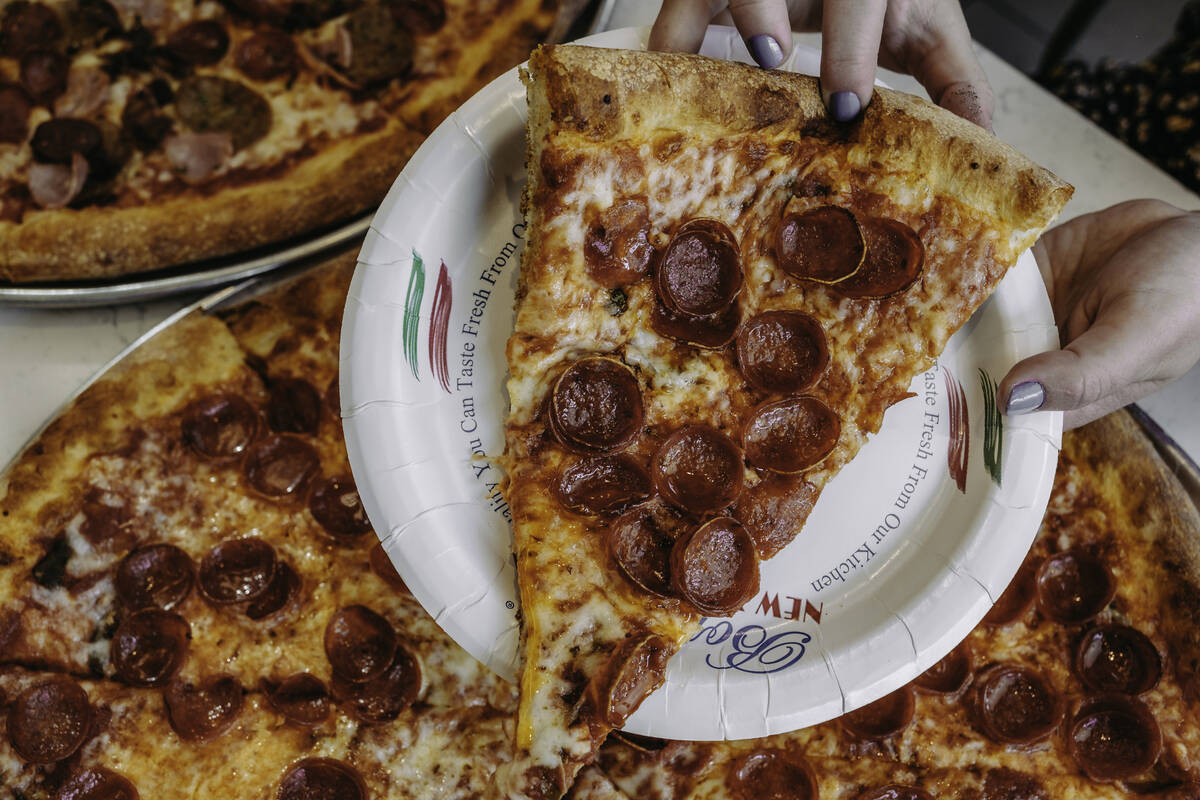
[1006,381,1045,414]
[747,34,784,69]
[830,91,862,122]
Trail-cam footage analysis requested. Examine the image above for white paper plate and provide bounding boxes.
[341,26,1063,741]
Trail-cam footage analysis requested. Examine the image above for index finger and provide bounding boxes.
[649,0,728,53]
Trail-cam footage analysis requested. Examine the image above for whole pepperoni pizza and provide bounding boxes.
[0,0,561,283]
[494,45,1075,796]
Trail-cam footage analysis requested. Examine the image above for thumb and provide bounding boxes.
[999,317,1152,430]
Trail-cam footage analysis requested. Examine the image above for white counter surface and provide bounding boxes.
[2,7,1198,469]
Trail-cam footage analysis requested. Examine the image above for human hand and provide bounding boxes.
[1001,200,1200,430]
[648,0,993,127]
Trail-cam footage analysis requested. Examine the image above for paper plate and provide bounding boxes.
[340,26,1063,741]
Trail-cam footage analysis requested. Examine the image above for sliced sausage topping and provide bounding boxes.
[324,605,397,683]
[309,476,372,539]
[245,560,300,620]
[834,217,924,299]
[0,83,32,143]
[728,750,817,800]
[549,357,643,454]
[608,504,681,597]
[1068,694,1163,782]
[276,758,367,800]
[736,310,828,394]
[181,394,259,459]
[163,675,243,742]
[733,474,818,559]
[670,517,759,616]
[266,673,330,727]
[31,118,101,163]
[983,556,1040,626]
[342,5,413,86]
[1075,624,1162,695]
[332,642,421,723]
[557,454,651,516]
[775,205,866,283]
[652,424,743,515]
[972,664,1061,744]
[267,377,322,434]
[242,435,320,499]
[235,29,297,81]
[8,677,91,763]
[175,75,271,150]
[52,767,139,800]
[650,298,742,350]
[110,609,189,687]
[198,537,277,605]
[20,49,69,106]
[1035,548,1114,624]
[369,542,409,592]
[585,633,670,729]
[115,544,195,611]
[656,218,742,317]
[742,396,840,474]
[912,641,972,696]
[1,2,62,58]
[840,686,916,740]
[167,20,229,65]
[584,197,653,288]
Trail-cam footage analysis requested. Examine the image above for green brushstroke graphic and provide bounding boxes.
[979,369,1003,486]
[402,250,426,380]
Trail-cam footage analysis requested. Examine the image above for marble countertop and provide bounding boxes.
[2,7,1199,470]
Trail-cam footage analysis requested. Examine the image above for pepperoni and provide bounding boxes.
[834,217,925,299]
[1,2,62,58]
[309,476,372,540]
[775,205,866,283]
[655,219,742,317]
[742,397,840,474]
[608,504,681,597]
[982,769,1047,800]
[245,561,300,620]
[20,49,68,106]
[983,556,1040,626]
[163,675,243,742]
[79,488,132,550]
[670,517,759,616]
[277,758,367,800]
[235,29,297,81]
[733,474,817,558]
[650,297,742,349]
[549,357,643,454]
[387,0,447,33]
[182,394,259,459]
[167,20,229,65]
[1068,694,1162,782]
[584,197,653,288]
[369,543,409,593]
[0,83,32,143]
[120,88,173,153]
[728,750,817,800]
[972,664,1061,744]
[243,435,321,499]
[267,378,322,434]
[557,454,651,516]
[8,677,91,763]
[332,642,421,723]
[31,118,101,164]
[52,767,139,800]
[110,609,189,687]
[1035,549,1114,624]
[586,634,670,728]
[857,787,932,800]
[115,544,195,611]
[324,605,397,683]
[1075,624,1162,695]
[652,425,744,515]
[841,685,916,740]
[198,537,278,604]
[736,311,828,394]
[266,673,330,727]
[913,641,972,696]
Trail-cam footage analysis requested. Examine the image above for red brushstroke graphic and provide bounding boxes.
[943,366,970,493]
[429,262,452,393]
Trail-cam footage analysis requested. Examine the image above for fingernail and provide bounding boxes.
[829,91,862,122]
[1006,381,1045,415]
[746,34,785,69]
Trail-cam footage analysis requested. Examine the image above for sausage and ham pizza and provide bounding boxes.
[0,0,559,282]
[493,44,1074,797]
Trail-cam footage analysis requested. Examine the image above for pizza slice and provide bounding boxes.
[495,44,1073,797]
